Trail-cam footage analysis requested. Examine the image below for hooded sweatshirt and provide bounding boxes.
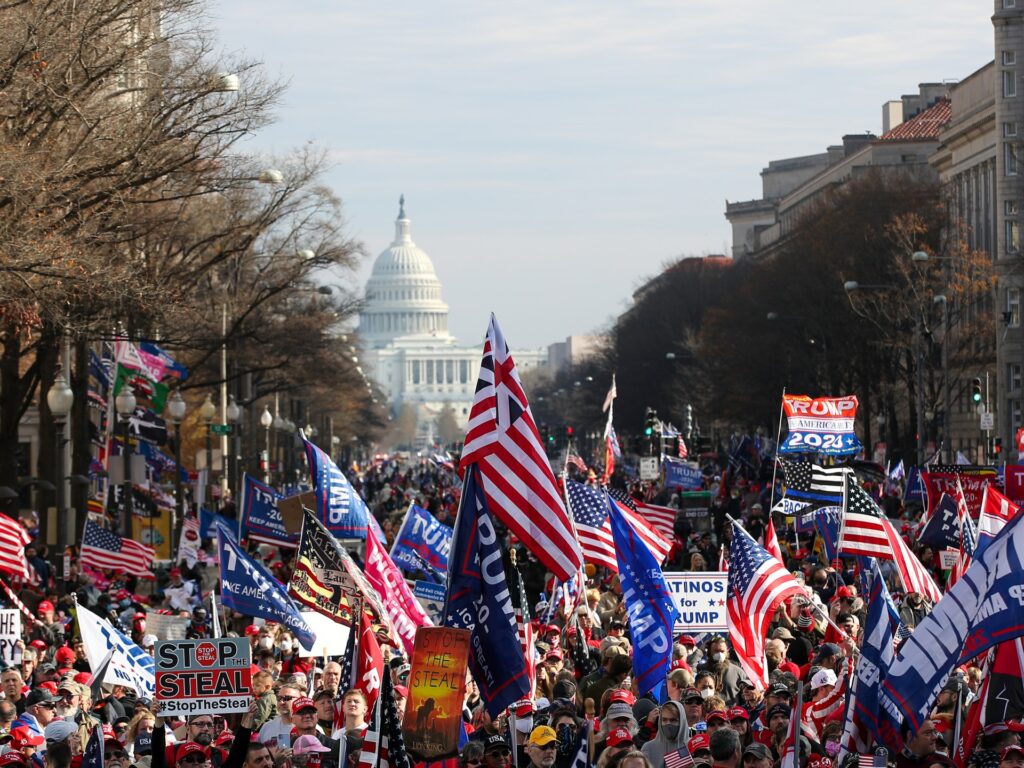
[641,700,689,768]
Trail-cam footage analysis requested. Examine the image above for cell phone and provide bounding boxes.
[695,722,708,732]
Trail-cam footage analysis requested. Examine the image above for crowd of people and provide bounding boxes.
[0,453,1007,768]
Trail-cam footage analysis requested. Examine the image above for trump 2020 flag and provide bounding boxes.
[779,394,863,456]
[217,525,316,651]
[239,474,294,547]
[301,432,373,539]
[390,504,452,578]
[442,465,531,717]
[607,496,679,699]
[879,506,1024,741]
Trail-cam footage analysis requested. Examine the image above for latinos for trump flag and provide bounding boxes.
[879,505,1024,743]
[442,465,531,717]
[390,504,452,578]
[217,525,316,650]
[779,394,862,456]
[301,432,373,539]
[607,496,679,700]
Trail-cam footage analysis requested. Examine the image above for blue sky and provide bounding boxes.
[210,1,993,348]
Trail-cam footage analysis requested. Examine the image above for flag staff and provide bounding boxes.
[767,388,791,546]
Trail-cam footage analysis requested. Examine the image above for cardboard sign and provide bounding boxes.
[0,611,20,667]
[664,572,729,633]
[154,638,252,716]
[402,627,470,762]
[277,493,318,535]
[639,457,659,481]
[940,549,960,570]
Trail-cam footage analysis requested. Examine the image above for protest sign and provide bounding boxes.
[402,627,470,762]
[779,394,862,456]
[144,611,190,641]
[0,611,20,667]
[664,572,728,633]
[296,611,351,658]
[413,580,446,624]
[154,638,251,716]
[920,467,998,517]
[1004,465,1024,506]
[663,458,703,490]
[940,549,960,570]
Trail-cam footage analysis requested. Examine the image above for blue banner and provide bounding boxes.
[917,494,961,550]
[200,508,235,540]
[217,524,316,650]
[903,467,926,502]
[607,495,679,699]
[302,435,371,539]
[663,458,703,490]
[239,474,295,547]
[879,508,1024,739]
[391,504,452,577]
[442,466,531,718]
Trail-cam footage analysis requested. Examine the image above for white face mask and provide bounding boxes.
[711,652,726,663]
[279,642,292,653]
[258,637,273,650]
[700,687,714,700]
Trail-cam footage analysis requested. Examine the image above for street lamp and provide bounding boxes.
[114,386,137,537]
[46,372,73,551]
[167,390,187,539]
[199,393,217,510]
[260,405,273,483]
[226,395,242,499]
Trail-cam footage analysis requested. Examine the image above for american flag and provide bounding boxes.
[606,489,672,562]
[80,519,155,578]
[665,745,696,768]
[356,677,386,768]
[566,481,672,571]
[567,454,588,473]
[727,521,804,688]
[858,753,887,768]
[839,480,941,603]
[977,484,1020,557]
[566,480,618,571]
[508,559,537,693]
[949,477,978,588]
[460,316,583,582]
[635,502,678,539]
[0,514,31,580]
[764,516,784,563]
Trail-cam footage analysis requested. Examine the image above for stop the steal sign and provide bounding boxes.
[155,638,252,716]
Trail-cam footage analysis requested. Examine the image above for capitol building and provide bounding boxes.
[358,198,548,446]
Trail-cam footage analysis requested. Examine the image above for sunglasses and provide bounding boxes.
[537,745,557,751]
[278,696,296,702]
[191,722,214,729]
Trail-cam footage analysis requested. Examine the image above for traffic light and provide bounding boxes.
[972,378,983,404]
[565,425,574,439]
[541,424,553,445]
[643,408,658,436]
[995,437,1003,455]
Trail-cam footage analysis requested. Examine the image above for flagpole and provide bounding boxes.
[769,388,792,548]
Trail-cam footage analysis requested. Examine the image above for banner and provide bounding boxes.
[365,529,432,657]
[664,573,727,633]
[240,474,295,547]
[1004,465,1024,506]
[903,467,926,502]
[301,433,372,539]
[76,603,155,697]
[154,638,251,716]
[353,612,384,719]
[920,468,998,517]
[0,611,20,667]
[442,466,531,717]
[390,505,452,578]
[402,627,470,762]
[200,508,235,540]
[663,458,703,490]
[288,510,358,627]
[217,526,316,650]
[879,506,1024,739]
[779,394,862,456]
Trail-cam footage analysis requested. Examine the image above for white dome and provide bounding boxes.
[359,197,454,347]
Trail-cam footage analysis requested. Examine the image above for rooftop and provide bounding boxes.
[879,98,952,141]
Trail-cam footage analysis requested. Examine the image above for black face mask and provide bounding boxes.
[556,724,575,755]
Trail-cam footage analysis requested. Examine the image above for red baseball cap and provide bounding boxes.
[37,601,54,613]
[835,586,854,600]
[671,659,691,671]
[514,700,534,717]
[73,673,92,686]
[28,640,46,651]
[55,647,75,666]
[10,728,43,749]
[176,743,206,763]
[101,724,117,742]
[729,707,750,721]
[0,753,26,767]
[706,710,729,724]
[606,729,633,748]
[546,648,563,661]
[688,734,710,754]
[291,697,316,713]
[677,634,697,646]
[608,689,636,706]
[243,625,260,637]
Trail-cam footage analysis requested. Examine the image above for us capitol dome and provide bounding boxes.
[358,197,547,444]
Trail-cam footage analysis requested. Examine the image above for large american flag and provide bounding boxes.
[80,519,154,578]
[635,502,677,539]
[838,480,941,602]
[566,481,672,571]
[727,521,805,688]
[460,316,583,581]
[0,514,31,581]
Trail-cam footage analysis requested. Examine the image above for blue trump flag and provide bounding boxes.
[391,504,452,577]
[606,495,679,699]
[200,507,235,540]
[301,433,375,540]
[839,559,902,758]
[442,465,531,717]
[239,474,295,547]
[216,524,316,650]
[917,494,962,551]
[879,505,1024,741]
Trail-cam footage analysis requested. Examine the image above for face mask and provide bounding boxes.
[825,742,840,757]
[279,642,292,653]
[258,638,273,650]
[663,723,680,740]
[700,688,714,700]
[711,652,726,663]
[556,725,575,754]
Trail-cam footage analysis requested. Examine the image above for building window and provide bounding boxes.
[460,360,469,384]
[1006,0,1017,8]
[1012,399,1023,430]
[412,361,420,385]
[445,360,454,384]
[1008,287,1021,327]
[1008,200,1021,216]
[1005,70,1018,98]
[1006,122,1018,138]
[1006,51,1018,67]
[1007,143,1020,176]
[1008,220,1021,252]
[1011,363,1023,393]
[426,360,434,384]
